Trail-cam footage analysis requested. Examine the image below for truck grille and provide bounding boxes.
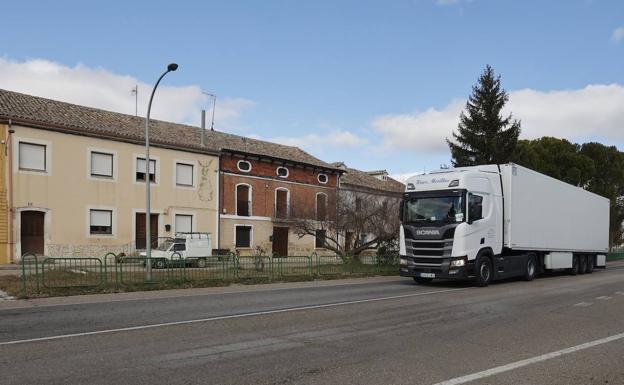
[406,238,453,259]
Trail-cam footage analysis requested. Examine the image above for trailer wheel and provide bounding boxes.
[475,255,492,287]
[570,255,579,275]
[585,256,594,274]
[524,254,537,281]
[578,255,587,275]
[413,277,433,285]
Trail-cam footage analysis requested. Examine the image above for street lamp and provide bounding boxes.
[145,63,178,281]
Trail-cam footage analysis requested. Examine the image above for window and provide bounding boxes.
[173,243,186,252]
[315,229,326,248]
[237,160,252,172]
[175,214,193,233]
[136,158,156,182]
[19,142,46,172]
[235,225,252,248]
[90,151,113,178]
[236,184,251,216]
[90,209,112,235]
[275,189,289,219]
[316,193,327,221]
[317,173,328,184]
[468,194,484,222]
[176,163,194,186]
[276,167,289,178]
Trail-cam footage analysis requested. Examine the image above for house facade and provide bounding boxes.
[210,133,342,257]
[0,89,220,263]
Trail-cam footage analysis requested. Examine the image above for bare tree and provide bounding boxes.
[292,191,401,260]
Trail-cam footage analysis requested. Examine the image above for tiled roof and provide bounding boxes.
[336,164,405,194]
[0,88,340,171]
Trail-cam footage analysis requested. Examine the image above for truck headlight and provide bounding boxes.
[400,257,408,267]
[450,258,466,268]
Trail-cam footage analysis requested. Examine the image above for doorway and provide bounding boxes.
[20,211,45,255]
[135,213,159,249]
[272,227,289,257]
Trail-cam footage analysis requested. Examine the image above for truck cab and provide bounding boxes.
[399,165,503,283]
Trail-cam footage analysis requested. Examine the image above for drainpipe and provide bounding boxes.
[6,121,14,263]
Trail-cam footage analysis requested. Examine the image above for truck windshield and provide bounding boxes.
[403,196,464,224]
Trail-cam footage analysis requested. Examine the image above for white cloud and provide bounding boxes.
[372,84,624,154]
[612,27,624,43]
[269,130,368,149]
[0,57,254,128]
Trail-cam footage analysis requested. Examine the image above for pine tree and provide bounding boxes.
[447,65,521,166]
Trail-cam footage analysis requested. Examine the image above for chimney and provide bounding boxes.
[201,109,206,147]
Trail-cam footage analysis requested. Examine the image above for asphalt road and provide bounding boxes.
[1,262,624,385]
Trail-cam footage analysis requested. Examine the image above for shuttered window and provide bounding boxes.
[176,163,193,186]
[19,142,46,171]
[90,210,112,235]
[236,185,251,216]
[91,152,113,177]
[316,194,327,221]
[175,214,193,233]
[136,158,156,182]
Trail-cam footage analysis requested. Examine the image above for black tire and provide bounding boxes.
[585,256,594,274]
[474,255,492,287]
[196,258,207,268]
[524,254,537,281]
[578,255,587,275]
[154,259,167,269]
[570,255,579,275]
[413,277,433,284]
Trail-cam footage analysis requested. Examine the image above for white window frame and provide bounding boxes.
[173,212,195,234]
[235,183,253,217]
[133,154,160,185]
[86,206,117,238]
[87,147,117,181]
[14,137,52,176]
[173,159,196,189]
[276,166,289,178]
[315,192,328,221]
[234,224,253,249]
[274,187,290,218]
[237,160,252,173]
[317,173,328,184]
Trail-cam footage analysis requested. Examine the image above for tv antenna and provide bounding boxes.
[202,91,217,131]
[131,85,138,116]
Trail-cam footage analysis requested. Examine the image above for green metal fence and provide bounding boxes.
[19,251,398,296]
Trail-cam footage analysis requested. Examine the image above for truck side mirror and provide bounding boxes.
[399,202,404,221]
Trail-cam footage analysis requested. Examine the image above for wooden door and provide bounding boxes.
[21,211,45,255]
[272,227,289,257]
[135,213,159,249]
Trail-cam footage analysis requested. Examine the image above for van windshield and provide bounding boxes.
[403,196,465,224]
[156,239,174,251]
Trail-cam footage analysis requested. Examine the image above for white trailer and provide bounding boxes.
[399,164,609,286]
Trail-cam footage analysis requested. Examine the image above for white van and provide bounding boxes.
[140,232,212,268]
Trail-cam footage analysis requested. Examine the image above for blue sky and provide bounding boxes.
[2,0,624,178]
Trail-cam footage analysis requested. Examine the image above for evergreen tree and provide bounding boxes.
[447,65,521,166]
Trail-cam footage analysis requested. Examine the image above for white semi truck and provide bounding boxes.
[399,164,609,286]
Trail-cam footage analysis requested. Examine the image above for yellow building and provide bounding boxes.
[0,89,220,263]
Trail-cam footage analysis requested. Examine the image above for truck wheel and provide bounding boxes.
[413,277,433,284]
[524,254,537,281]
[475,255,492,287]
[578,255,587,275]
[196,258,207,268]
[585,256,593,274]
[570,255,579,275]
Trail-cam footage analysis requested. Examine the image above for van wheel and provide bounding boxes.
[578,255,587,275]
[524,254,537,281]
[475,255,492,287]
[585,256,594,274]
[413,277,433,284]
[154,259,167,269]
[196,258,207,268]
[570,255,579,275]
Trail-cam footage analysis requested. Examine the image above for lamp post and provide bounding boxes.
[145,63,178,281]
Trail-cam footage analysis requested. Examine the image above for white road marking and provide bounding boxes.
[433,331,624,385]
[0,287,469,346]
[615,291,624,296]
[573,302,592,307]
[596,296,613,300]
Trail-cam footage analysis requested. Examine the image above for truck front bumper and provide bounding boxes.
[399,257,475,280]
